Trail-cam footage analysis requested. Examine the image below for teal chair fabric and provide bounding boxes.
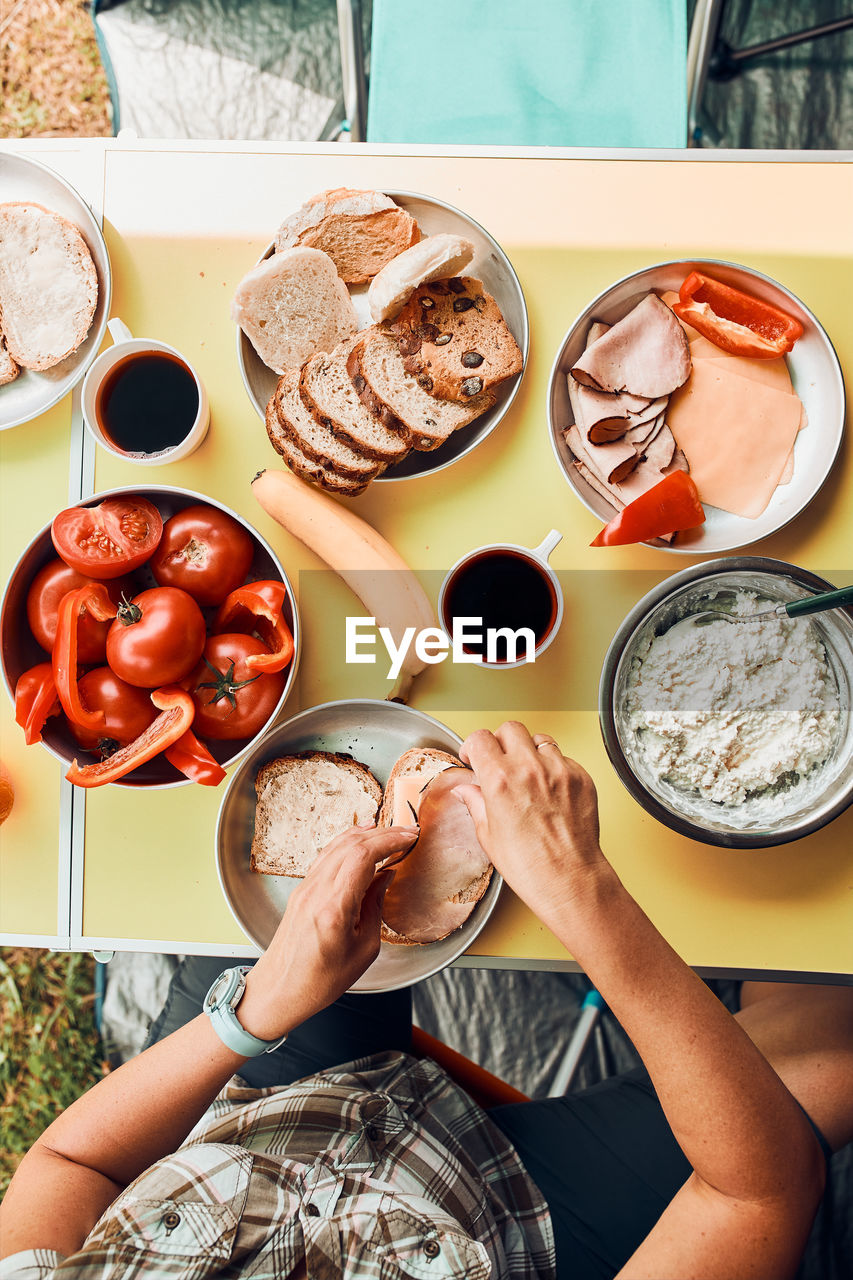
[367,0,687,147]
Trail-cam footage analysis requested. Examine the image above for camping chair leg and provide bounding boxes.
[548,989,606,1096]
[336,0,368,141]
[687,0,726,146]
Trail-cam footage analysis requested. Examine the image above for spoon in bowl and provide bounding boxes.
[690,584,853,629]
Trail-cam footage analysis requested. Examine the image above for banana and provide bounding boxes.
[251,467,437,702]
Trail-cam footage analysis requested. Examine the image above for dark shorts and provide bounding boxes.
[148,959,831,1280]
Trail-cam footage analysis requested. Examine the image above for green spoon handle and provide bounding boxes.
[785,585,853,619]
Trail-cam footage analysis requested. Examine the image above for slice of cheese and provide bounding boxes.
[694,349,793,393]
[667,362,803,519]
[391,774,430,827]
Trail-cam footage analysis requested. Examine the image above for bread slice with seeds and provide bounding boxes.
[388,276,523,404]
[271,368,381,483]
[264,395,372,497]
[251,751,382,876]
[300,334,411,464]
[347,327,495,451]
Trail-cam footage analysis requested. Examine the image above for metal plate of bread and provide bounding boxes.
[0,153,112,431]
[236,190,528,482]
[216,698,503,991]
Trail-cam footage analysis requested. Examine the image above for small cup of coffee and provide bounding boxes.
[438,530,563,669]
[82,318,209,464]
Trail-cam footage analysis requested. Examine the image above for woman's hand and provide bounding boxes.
[457,722,614,934]
[239,823,418,1040]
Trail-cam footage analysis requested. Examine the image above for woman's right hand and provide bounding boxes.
[456,722,615,934]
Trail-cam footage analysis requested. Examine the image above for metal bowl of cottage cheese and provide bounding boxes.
[599,558,853,847]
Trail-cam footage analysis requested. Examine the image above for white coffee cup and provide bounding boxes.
[438,530,564,669]
[81,318,210,464]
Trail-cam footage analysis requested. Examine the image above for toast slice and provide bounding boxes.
[271,368,381,482]
[388,276,523,403]
[0,329,19,385]
[377,747,460,828]
[275,188,420,285]
[300,334,412,464]
[251,750,382,876]
[0,202,98,371]
[347,328,495,451]
[231,246,358,374]
[265,395,372,497]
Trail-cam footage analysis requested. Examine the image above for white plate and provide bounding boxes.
[236,189,528,482]
[547,259,846,554]
[0,153,112,431]
[216,699,502,992]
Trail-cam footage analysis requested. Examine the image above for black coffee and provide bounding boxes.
[97,351,199,455]
[443,550,557,662]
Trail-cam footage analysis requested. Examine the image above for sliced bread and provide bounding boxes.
[368,232,475,323]
[388,276,523,403]
[231,246,358,375]
[264,395,372,497]
[0,202,98,371]
[271,368,381,482]
[0,329,19,386]
[300,334,412,463]
[250,750,382,876]
[275,188,420,285]
[347,327,495,451]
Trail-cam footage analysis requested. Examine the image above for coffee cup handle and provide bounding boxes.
[107,317,133,346]
[530,529,563,564]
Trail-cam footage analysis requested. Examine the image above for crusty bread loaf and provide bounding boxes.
[378,747,460,828]
[367,233,475,323]
[388,276,523,403]
[0,202,98,371]
[300,334,412,463]
[271,368,381,482]
[264,395,372,497]
[231,247,358,374]
[347,328,495,450]
[0,329,19,385]
[274,188,420,285]
[250,751,382,876]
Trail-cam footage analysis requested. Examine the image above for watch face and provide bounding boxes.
[205,970,234,1011]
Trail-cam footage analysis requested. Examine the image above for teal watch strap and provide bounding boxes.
[203,966,287,1057]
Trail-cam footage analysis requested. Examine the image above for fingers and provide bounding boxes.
[495,721,539,758]
[316,822,418,875]
[453,783,488,840]
[358,867,395,933]
[459,727,505,771]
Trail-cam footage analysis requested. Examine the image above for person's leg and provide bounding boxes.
[143,955,412,1089]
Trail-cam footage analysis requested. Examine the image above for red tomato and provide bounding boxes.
[69,668,158,754]
[150,504,254,606]
[52,496,163,579]
[190,633,285,740]
[26,560,129,663]
[106,587,206,688]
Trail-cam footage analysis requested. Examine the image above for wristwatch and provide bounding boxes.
[203,966,288,1056]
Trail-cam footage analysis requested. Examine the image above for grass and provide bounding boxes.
[0,949,107,1198]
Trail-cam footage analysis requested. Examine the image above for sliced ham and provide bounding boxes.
[381,767,492,945]
[571,294,692,398]
[566,424,639,486]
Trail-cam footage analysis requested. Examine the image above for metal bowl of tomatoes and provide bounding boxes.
[1,486,300,788]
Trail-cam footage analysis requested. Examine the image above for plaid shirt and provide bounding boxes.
[1,1052,555,1280]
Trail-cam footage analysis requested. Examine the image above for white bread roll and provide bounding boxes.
[231,246,358,374]
[0,202,98,371]
[367,232,475,323]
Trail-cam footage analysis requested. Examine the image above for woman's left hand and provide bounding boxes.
[239,823,418,1039]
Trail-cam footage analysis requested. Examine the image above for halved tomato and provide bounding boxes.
[52,496,163,579]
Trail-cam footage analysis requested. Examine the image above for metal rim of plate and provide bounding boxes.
[0,153,113,431]
[0,484,301,788]
[215,698,503,992]
[235,188,529,483]
[547,258,846,555]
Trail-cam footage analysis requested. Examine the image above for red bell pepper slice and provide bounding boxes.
[672,271,804,359]
[212,579,294,674]
[15,663,61,745]
[52,584,118,732]
[65,687,195,788]
[591,471,705,547]
[164,728,226,787]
